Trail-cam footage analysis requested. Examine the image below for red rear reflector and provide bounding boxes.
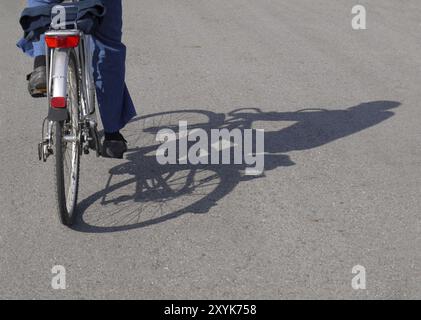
[45,35,80,48]
[51,97,67,108]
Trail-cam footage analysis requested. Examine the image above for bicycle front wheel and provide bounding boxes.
[54,53,80,226]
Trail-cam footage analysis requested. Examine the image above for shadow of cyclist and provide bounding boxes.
[73,100,400,233]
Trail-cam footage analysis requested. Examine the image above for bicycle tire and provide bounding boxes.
[54,51,80,226]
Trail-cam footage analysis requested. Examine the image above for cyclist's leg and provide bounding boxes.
[92,0,137,135]
[27,0,64,58]
[26,0,64,97]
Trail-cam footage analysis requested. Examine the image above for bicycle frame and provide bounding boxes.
[40,26,100,160]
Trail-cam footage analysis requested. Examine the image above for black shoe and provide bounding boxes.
[102,132,128,159]
[27,66,47,98]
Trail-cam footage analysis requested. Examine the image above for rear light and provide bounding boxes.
[51,97,67,108]
[45,35,80,48]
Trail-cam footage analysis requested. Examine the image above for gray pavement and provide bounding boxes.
[0,0,420,299]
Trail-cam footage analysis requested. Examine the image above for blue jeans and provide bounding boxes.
[25,0,137,133]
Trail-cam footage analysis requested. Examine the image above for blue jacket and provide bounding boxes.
[17,0,106,56]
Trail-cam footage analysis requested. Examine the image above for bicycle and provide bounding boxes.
[38,0,102,226]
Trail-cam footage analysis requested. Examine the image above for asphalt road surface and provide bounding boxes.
[0,0,420,299]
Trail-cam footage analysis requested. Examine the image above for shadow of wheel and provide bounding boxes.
[74,109,239,233]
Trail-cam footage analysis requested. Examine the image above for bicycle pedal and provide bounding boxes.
[38,142,43,161]
[38,137,54,162]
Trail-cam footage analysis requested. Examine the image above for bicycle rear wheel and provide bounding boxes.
[54,53,80,226]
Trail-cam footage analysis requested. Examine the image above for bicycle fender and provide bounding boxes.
[48,107,69,122]
[48,49,69,122]
[52,49,69,99]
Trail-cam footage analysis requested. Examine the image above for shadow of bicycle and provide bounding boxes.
[73,100,400,233]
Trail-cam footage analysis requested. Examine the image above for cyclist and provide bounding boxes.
[19,0,137,159]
